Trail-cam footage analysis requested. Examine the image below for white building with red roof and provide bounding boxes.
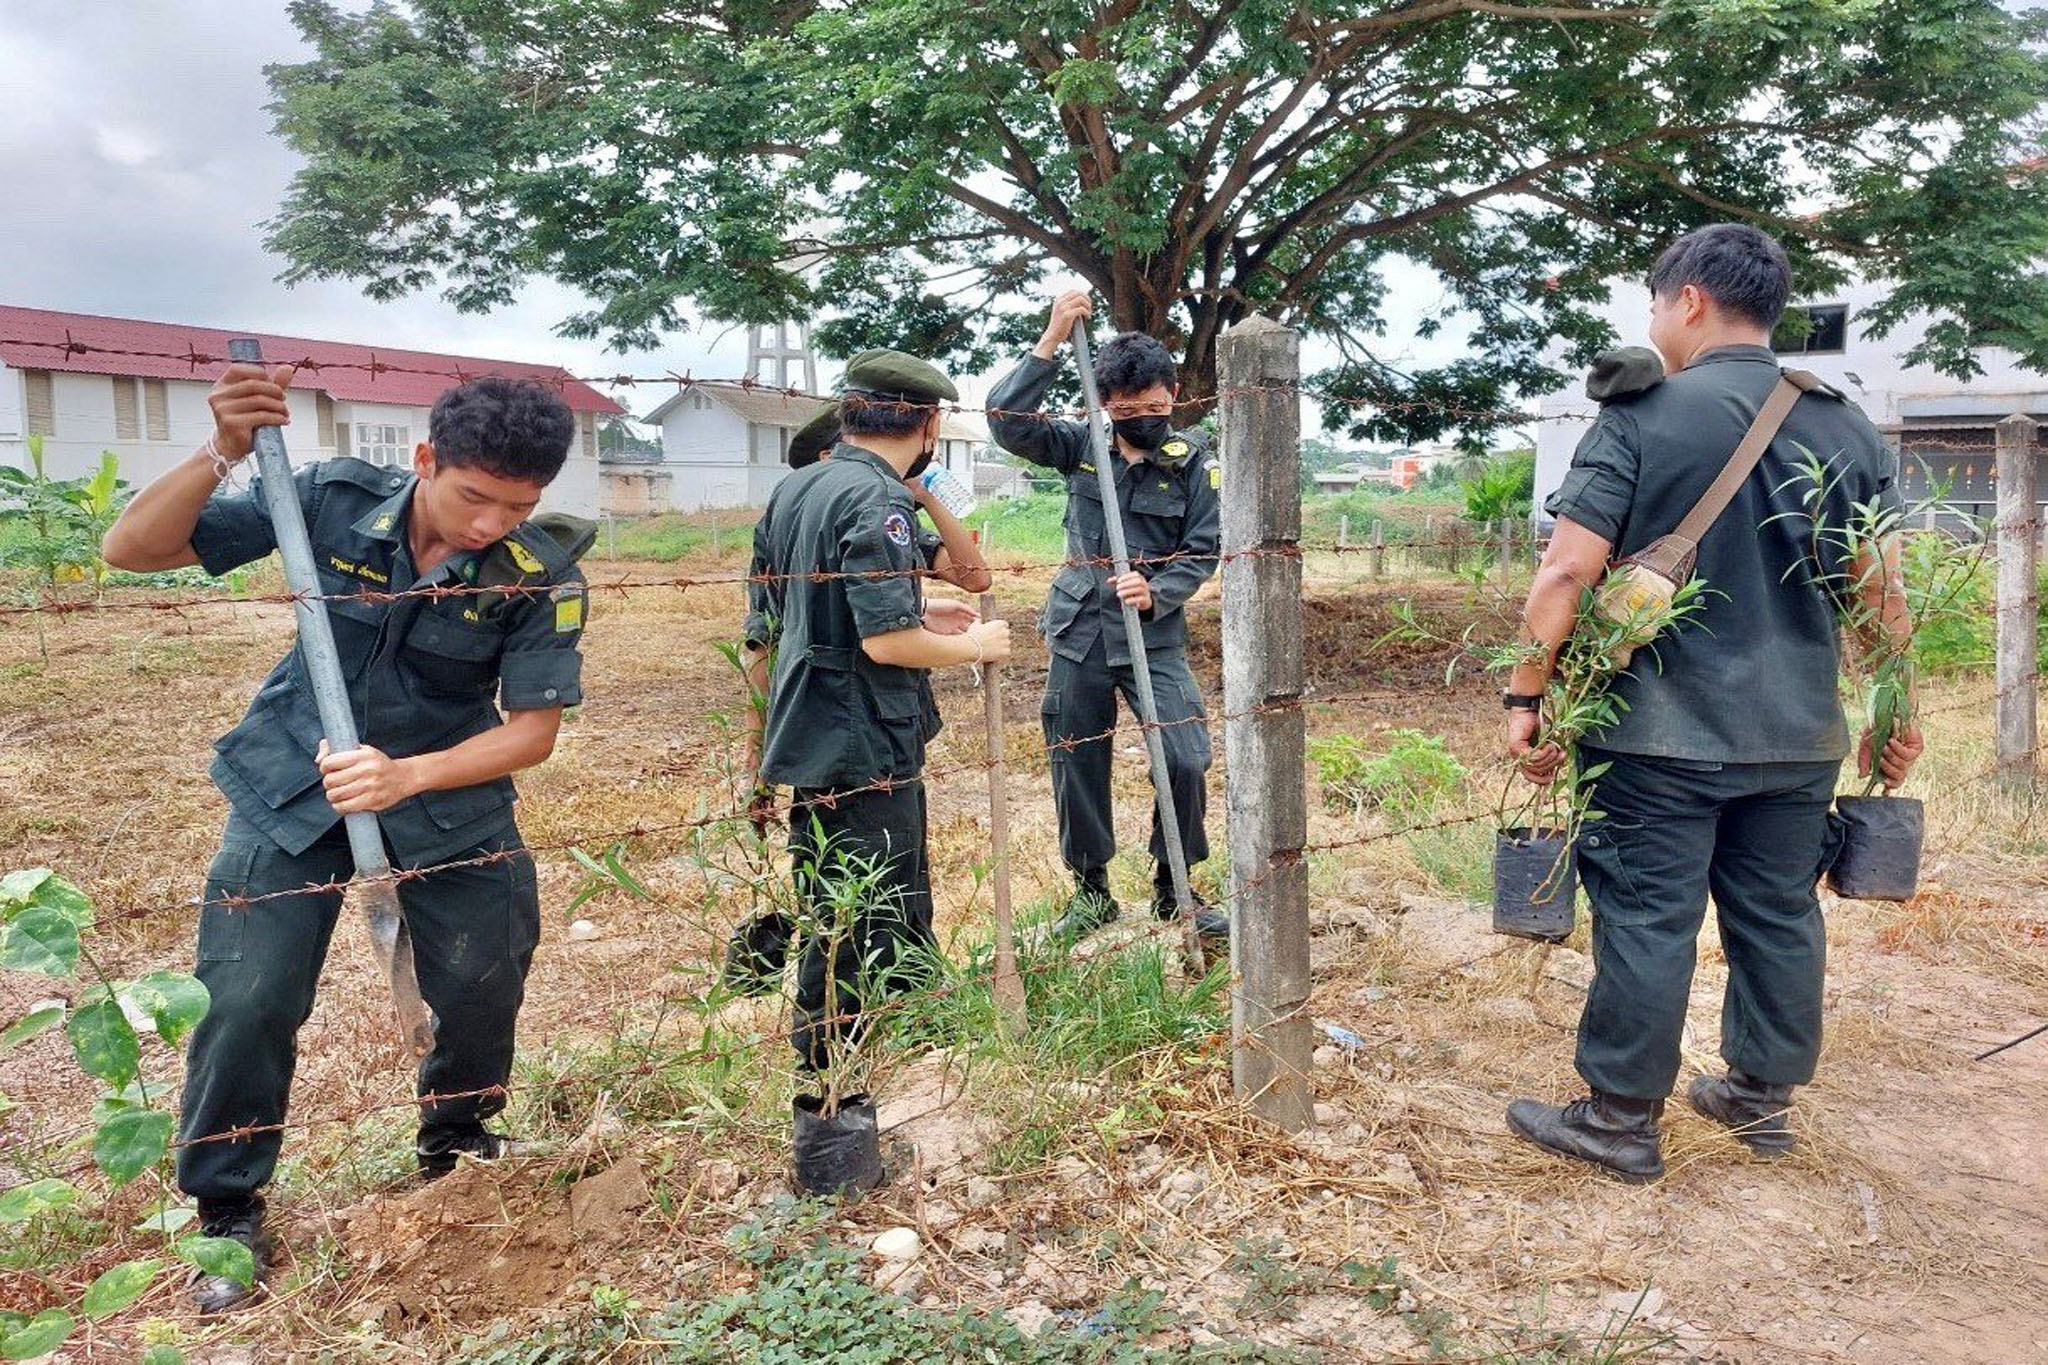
[0,305,624,517]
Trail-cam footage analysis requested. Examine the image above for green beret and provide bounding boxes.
[841,348,959,404]
[1585,347,1665,404]
[788,404,840,468]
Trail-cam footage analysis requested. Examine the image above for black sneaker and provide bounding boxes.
[188,1196,270,1314]
[1506,1092,1666,1183]
[722,912,793,996]
[1686,1069,1796,1156]
[1051,880,1120,943]
[1152,885,1230,943]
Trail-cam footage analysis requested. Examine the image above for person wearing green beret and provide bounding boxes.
[722,358,992,997]
[735,351,1007,1069]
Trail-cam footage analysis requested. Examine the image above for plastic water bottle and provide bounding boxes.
[919,464,978,519]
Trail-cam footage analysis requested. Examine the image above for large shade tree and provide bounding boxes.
[266,0,2048,441]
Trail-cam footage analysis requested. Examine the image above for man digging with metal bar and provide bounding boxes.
[987,293,1228,944]
[103,369,592,1310]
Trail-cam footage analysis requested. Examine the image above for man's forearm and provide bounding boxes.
[742,644,771,777]
[922,497,992,592]
[862,625,985,670]
[1508,564,1589,695]
[102,446,224,571]
[401,710,561,794]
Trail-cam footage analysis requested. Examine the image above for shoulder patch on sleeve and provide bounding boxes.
[551,582,586,633]
[1206,459,1222,491]
[882,509,914,548]
[1584,347,1666,405]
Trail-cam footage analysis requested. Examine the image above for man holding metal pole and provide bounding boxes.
[102,362,591,1310]
[987,292,1227,947]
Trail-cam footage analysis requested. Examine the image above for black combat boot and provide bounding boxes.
[188,1195,270,1314]
[417,1124,539,1180]
[1506,1092,1666,1183]
[1051,874,1120,943]
[1686,1068,1795,1156]
[1151,877,1230,943]
[722,911,794,997]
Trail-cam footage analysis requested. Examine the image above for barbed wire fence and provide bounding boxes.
[0,317,2042,1218]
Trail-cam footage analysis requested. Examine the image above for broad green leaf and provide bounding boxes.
[143,1349,189,1365]
[134,1203,198,1236]
[95,1107,174,1187]
[81,1259,162,1320]
[175,1235,256,1287]
[0,1004,64,1051]
[0,869,53,908]
[0,1178,80,1223]
[67,996,139,1087]
[123,972,210,1047]
[0,1308,72,1360]
[0,905,80,976]
[28,873,93,929]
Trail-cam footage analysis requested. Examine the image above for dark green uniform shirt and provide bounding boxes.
[190,457,588,863]
[1546,344,1899,764]
[746,443,941,789]
[986,355,1222,667]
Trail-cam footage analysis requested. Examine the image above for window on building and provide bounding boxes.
[113,377,140,440]
[143,379,170,440]
[24,370,53,436]
[334,420,350,455]
[1773,304,1849,356]
[690,392,712,412]
[315,392,335,448]
[356,423,410,466]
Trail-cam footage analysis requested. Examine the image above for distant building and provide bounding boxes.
[627,322,986,512]
[1534,280,2047,530]
[0,305,621,517]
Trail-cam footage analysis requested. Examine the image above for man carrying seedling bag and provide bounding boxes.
[102,367,591,1309]
[1502,225,1923,1182]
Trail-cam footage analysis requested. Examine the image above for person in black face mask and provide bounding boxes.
[986,291,1226,944]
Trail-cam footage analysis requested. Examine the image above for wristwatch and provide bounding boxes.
[1501,691,1543,712]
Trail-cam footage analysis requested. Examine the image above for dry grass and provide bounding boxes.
[2,544,2045,1363]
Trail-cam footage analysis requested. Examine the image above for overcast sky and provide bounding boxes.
[0,0,1470,426]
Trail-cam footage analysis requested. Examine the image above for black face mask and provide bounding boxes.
[906,440,935,481]
[1111,415,1173,452]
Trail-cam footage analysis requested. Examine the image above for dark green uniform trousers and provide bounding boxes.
[789,784,935,1073]
[1574,749,1843,1100]
[176,812,540,1201]
[1040,634,1212,892]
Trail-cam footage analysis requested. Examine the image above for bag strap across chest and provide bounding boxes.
[1627,368,1821,580]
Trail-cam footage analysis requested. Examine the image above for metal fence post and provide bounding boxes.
[1995,413,2039,792]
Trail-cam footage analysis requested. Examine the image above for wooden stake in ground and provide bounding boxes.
[1995,412,2039,793]
[1219,315,1313,1131]
[980,590,1025,1040]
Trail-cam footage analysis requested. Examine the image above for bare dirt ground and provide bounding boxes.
[1,544,2043,1363]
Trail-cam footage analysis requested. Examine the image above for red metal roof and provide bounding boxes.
[0,304,623,414]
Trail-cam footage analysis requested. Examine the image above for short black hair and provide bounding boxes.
[1093,332,1176,399]
[427,377,576,484]
[839,393,935,440]
[1646,225,1793,329]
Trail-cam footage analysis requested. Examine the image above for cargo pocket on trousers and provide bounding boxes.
[1575,819,1652,928]
[197,841,260,963]
[1040,687,1065,759]
[503,842,541,964]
